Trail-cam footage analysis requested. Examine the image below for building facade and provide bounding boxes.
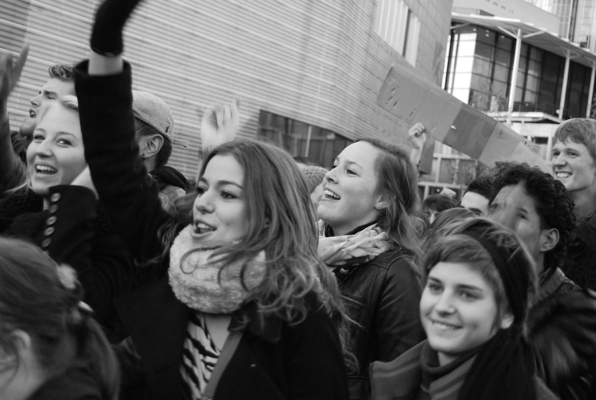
[2,0,453,177]
[418,0,596,198]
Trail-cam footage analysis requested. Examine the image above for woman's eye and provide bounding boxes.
[32,134,44,141]
[426,283,442,294]
[57,139,72,146]
[196,186,207,195]
[221,191,237,199]
[347,169,357,175]
[459,291,477,300]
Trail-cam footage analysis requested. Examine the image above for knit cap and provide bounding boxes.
[300,166,328,194]
[132,90,189,148]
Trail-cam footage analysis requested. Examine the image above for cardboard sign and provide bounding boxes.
[376,66,551,173]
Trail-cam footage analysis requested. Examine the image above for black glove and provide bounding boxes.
[90,0,144,57]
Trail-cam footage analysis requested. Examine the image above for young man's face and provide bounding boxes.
[488,183,547,270]
[552,139,596,196]
[460,191,490,216]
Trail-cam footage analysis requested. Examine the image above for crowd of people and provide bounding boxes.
[0,0,596,399]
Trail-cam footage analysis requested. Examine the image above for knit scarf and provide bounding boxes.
[169,225,266,314]
[318,222,393,268]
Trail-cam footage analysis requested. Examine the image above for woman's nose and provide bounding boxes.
[434,293,455,314]
[194,191,214,213]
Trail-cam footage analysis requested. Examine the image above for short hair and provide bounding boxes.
[490,162,576,272]
[424,207,476,248]
[423,218,537,328]
[554,118,596,163]
[47,64,75,82]
[135,118,172,169]
[357,138,422,263]
[465,174,494,199]
[423,194,457,213]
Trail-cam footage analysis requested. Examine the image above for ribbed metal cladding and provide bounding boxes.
[3,0,452,178]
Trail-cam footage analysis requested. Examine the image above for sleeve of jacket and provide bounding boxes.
[283,305,349,400]
[374,257,425,361]
[43,185,132,324]
[73,61,171,264]
[0,118,27,193]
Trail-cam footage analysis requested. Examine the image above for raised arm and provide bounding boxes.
[0,47,29,192]
[75,0,170,264]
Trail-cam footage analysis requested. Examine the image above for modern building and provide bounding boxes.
[2,0,453,178]
[418,0,596,198]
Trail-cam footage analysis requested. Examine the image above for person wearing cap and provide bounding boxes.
[132,90,189,213]
[300,165,328,207]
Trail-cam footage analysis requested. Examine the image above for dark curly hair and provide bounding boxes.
[465,173,494,199]
[489,162,576,272]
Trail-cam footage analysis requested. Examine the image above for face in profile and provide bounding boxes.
[192,154,249,244]
[552,140,596,195]
[317,141,382,235]
[26,101,86,197]
[460,191,490,216]
[488,183,547,264]
[420,261,509,365]
[21,78,75,140]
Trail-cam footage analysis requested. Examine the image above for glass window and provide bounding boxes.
[456,34,477,56]
[473,58,491,76]
[493,64,510,82]
[455,56,474,73]
[494,48,511,66]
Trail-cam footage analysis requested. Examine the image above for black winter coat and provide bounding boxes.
[327,230,425,400]
[74,61,349,400]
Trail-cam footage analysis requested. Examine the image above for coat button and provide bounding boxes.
[47,216,57,225]
[49,204,58,213]
[42,238,51,248]
[45,227,55,236]
[51,193,61,202]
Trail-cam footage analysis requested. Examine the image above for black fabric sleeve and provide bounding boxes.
[74,61,172,265]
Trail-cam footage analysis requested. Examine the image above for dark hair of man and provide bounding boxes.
[465,174,494,199]
[423,194,457,213]
[135,118,172,169]
[489,162,576,272]
[47,64,75,82]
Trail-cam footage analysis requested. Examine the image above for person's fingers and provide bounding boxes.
[214,105,224,130]
[222,104,232,127]
[14,44,29,78]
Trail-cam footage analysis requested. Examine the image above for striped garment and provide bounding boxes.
[181,312,221,399]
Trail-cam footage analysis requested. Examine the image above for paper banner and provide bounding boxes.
[376,66,551,173]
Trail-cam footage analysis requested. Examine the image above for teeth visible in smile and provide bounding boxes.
[196,222,215,232]
[556,172,571,179]
[324,189,340,200]
[432,321,459,331]
[36,165,57,174]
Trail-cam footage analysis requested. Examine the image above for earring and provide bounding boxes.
[375,204,382,210]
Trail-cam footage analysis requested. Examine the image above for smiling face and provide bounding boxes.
[552,139,596,197]
[421,261,504,365]
[26,102,86,198]
[21,78,75,139]
[317,141,382,236]
[192,154,249,244]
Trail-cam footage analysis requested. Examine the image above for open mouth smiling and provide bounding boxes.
[35,165,57,175]
[555,171,572,179]
[194,221,216,235]
[323,189,341,200]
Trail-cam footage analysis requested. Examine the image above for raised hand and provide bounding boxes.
[408,122,427,151]
[200,100,240,153]
[90,0,144,57]
[0,45,29,112]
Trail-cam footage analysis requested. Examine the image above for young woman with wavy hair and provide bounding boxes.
[371,218,557,400]
[67,2,349,398]
[317,138,425,399]
[0,238,119,400]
